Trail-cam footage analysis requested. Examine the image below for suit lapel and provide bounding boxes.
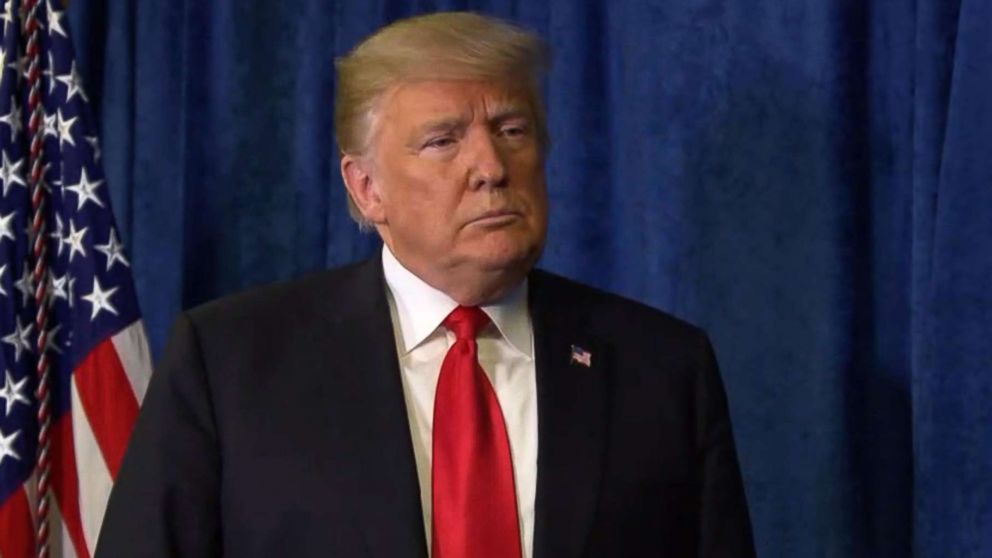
[309,257,428,558]
[529,271,611,558]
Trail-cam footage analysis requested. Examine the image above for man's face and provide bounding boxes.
[357,79,548,299]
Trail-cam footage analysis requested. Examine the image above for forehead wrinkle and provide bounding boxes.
[414,116,466,137]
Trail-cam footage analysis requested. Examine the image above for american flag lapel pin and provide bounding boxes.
[570,344,592,367]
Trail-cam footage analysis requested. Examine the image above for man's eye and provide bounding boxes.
[499,125,528,138]
[425,136,456,149]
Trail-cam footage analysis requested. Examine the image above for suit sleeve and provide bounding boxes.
[692,331,756,558]
[95,313,222,557]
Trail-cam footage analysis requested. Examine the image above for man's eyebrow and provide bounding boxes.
[413,117,465,137]
[488,105,531,123]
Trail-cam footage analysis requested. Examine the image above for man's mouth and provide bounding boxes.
[468,209,522,227]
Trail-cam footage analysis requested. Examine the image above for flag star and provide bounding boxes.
[0,263,6,297]
[65,168,105,210]
[51,272,75,309]
[58,109,77,148]
[14,265,34,308]
[6,53,27,82]
[0,0,15,33]
[81,277,119,321]
[0,369,29,416]
[67,275,75,308]
[0,427,21,466]
[47,0,68,38]
[48,272,69,305]
[50,213,65,256]
[40,162,58,194]
[43,109,58,139]
[0,150,26,196]
[86,135,101,160]
[64,219,87,262]
[43,52,57,96]
[0,211,14,243]
[0,47,6,91]
[95,229,129,271]
[56,61,88,103]
[44,323,62,355]
[0,98,18,142]
[2,315,33,363]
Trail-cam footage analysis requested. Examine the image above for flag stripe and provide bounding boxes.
[51,414,93,558]
[73,338,140,478]
[51,498,81,558]
[0,486,34,558]
[23,472,38,526]
[111,321,152,403]
[70,379,113,556]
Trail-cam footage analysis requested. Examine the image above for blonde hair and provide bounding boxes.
[334,12,550,223]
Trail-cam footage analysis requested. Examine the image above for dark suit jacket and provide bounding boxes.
[96,257,755,557]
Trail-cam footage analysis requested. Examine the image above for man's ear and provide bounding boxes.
[340,154,386,224]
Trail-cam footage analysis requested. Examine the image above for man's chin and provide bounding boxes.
[464,241,543,276]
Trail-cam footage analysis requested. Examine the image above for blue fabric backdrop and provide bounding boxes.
[66,0,990,556]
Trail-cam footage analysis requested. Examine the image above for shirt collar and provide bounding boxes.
[381,246,532,358]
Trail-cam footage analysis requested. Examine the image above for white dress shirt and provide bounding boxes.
[382,247,538,558]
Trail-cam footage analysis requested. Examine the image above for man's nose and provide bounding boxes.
[467,131,508,190]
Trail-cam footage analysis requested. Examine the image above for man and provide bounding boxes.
[97,12,755,558]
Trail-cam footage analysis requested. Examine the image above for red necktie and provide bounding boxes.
[432,306,522,558]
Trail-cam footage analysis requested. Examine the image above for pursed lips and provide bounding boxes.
[464,208,523,227]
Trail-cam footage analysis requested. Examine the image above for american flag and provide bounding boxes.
[0,1,152,557]
[570,345,592,368]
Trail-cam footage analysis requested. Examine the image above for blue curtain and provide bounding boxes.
[67,0,990,556]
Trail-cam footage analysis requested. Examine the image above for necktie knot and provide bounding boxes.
[443,306,490,341]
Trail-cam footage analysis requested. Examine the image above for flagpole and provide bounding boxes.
[22,0,52,556]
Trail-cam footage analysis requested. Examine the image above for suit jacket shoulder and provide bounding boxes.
[185,259,379,341]
[530,268,703,335]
